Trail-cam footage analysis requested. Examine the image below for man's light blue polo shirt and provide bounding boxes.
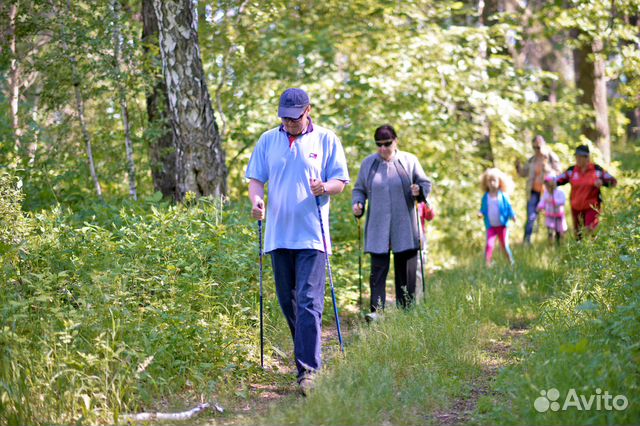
[246,122,349,254]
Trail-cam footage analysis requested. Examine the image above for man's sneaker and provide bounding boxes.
[364,312,380,323]
[298,377,314,396]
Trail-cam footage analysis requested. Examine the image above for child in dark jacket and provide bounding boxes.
[479,168,516,266]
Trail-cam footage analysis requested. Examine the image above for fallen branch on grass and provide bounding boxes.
[123,402,223,422]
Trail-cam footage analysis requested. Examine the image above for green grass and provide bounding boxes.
[258,243,563,425]
[258,177,639,426]
[473,179,640,426]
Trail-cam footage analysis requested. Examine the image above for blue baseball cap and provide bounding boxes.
[575,144,590,156]
[278,88,310,118]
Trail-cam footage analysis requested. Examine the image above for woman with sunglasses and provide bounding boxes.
[352,125,432,320]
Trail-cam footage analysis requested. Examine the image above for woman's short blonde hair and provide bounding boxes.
[480,167,514,193]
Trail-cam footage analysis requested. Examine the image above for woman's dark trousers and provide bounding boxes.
[369,250,417,312]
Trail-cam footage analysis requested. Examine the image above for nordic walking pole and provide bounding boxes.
[316,196,345,353]
[356,215,363,312]
[258,219,264,368]
[415,199,426,300]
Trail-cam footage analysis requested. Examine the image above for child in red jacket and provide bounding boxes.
[555,145,617,239]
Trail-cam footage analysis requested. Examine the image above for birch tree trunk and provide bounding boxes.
[9,2,22,154]
[142,0,176,198]
[61,0,103,199]
[112,0,137,200]
[573,37,611,164]
[153,0,227,201]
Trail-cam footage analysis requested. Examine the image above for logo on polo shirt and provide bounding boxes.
[309,153,318,159]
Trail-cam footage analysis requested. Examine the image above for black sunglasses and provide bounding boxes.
[375,139,394,147]
[281,110,307,123]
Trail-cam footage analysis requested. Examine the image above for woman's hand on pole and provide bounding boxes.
[410,184,420,197]
[353,202,363,218]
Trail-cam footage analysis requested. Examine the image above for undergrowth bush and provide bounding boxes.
[0,171,31,281]
[0,194,280,425]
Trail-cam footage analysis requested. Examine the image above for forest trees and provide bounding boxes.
[2,0,228,203]
[565,0,640,165]
[152,0,227,200]
[511,0,640,164]
[1,0,639,207]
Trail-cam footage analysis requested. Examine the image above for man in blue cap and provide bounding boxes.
[245,88,350,394]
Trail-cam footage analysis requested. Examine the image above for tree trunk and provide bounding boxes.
[591,39,610,164]
[142,0,176,198]
[476,0,496,165]
[112,0,137,200]
[62,0,103,199]
[624,14,640,143]
[27,84,42,166]
[153,0,227,201]
[628,109,640,142]
[573,37,611,164]
[9,2,22,154]
[480,0,500,27]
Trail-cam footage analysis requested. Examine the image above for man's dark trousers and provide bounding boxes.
[524,190,542,241]
[270,248,326,381]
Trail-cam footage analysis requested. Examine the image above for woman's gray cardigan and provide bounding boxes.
[352,150,432,254]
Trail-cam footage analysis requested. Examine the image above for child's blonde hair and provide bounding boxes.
[480,167,514,194]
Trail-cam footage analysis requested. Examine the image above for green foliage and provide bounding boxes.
[476,177,640,425]
[199,1,592,247]
[0,197,283,425]
[0,171,28,247]
[0,171,31,283]
[6,0,637,213]
[5,0,153,208]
